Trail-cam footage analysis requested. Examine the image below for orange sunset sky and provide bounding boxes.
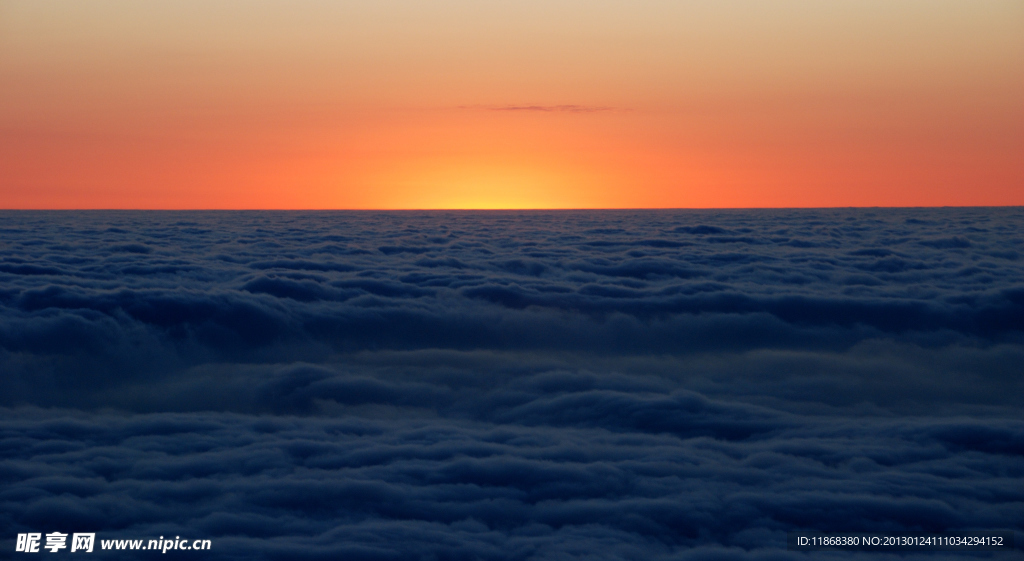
[1,0,1022,209]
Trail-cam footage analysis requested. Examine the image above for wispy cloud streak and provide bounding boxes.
[461,104,618,113]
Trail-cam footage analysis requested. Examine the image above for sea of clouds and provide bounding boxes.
[1,209,1022,559]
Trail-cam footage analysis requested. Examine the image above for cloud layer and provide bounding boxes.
[1,209,1022,558]
[3,406,1021,560]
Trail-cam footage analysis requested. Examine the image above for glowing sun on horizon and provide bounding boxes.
[360,160,607,210]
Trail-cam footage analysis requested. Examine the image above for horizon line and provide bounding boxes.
[0,205,1021,212]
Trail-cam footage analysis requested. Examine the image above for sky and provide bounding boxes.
[1,0,1022,209]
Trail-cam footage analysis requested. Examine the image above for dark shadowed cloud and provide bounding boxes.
[0,209,1022,559]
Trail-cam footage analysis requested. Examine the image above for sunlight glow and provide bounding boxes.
[361,160,607,210]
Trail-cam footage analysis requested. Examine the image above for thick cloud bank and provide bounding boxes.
[1,209,1022,559]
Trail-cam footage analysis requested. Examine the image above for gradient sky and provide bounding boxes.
[1,0,1022,209]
